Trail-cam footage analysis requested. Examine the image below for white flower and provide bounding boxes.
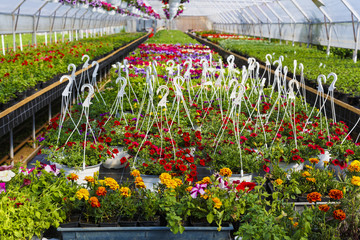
[0,170,15,182]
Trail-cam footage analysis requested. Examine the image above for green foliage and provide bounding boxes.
[147,30,198,44]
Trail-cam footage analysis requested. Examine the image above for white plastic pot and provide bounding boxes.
[316,150,331,169]
[51,161,102,185]
[229,173,253,183]
[103,146,129,169]
[140,174,160,191]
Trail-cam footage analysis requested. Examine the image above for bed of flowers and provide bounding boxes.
[0,32,144,106]
[3,30,360,239]
[195,31,360,98]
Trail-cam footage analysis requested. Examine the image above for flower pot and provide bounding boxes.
[60,214,80,228]
[271,161,304,174]
[229,173,253,183]
[118,220,138,227]
[51,161,102,185]
[140,174,160,191]
[58,224,234,240]
[99,217,119,227]
[103,146,129,169]
[316,150,331,169]
[138,220,162,227]
[79,215,99,227]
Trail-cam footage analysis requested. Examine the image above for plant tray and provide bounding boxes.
[58,224,233,240]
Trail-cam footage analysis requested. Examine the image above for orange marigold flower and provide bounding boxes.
[96,186,107,196]
[130,169,140,177]
[212,197,222,209]
[293,222,298,227]
[136,181,146,189]
[84,176,94,183]
[274,179,283,185]
[309,158,319,164]
[329,189,343,200]
[219,167,232,177]
[67,173,79,181]
[306,177,316,183]
[301,171,311,177]
[318,204,330,212]
[307,192,322,203]
[333,209,346,221]
[89,196,100,208]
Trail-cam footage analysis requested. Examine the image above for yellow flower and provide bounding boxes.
[135,177,143,184]
[288,217,294,221]
[306,178,316,183]
[163,179,178,189]
[305,165,313,170]
[84,176,94,183]
[351,176,360,186]
[130,169,140,177]
[76,188,90,201]
[348,160,360,172]
[309,158,319,164]
[158,95,162,99]
[219,167,232,177]
[119,187,131,197]
[159,172,172,184]
[302,171,311,177]
[323,161,329,166]
[136,181,146,189]
[275,179,283,185]
[328,172,332,177]
[104,177,119,190]
[186,186,193,192]
[173,178,183,186]
[293,222,298,227]
[212,197,222,209]
[200,177,211,184]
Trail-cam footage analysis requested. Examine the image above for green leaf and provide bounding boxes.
[207,212,214,223]
[35,211,40,219]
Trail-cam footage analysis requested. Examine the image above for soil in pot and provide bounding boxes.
[79,215,99,227]
[118,216,138,227]
[99,217,119,227]
[60,213,80,228]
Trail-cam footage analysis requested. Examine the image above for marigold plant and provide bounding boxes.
[219,167,232,177]
[76,188,90,200]
[333,209,346,221]
[328,189,343,200]
[351,176,360,186]
[89,196,101,208]
[307,192,322,203]
[318,204,330,212]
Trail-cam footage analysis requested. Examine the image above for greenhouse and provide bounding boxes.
[1,0,360,239]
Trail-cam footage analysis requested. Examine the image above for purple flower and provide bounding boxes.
[0,183,5,193]
[133,99,138,102]
[190,183,207,198]
[0,165,13,171]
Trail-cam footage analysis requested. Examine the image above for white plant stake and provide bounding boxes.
[68,63,79,103]
[64,84,97,170]
[56,75,80,145]
[90,61,107,106]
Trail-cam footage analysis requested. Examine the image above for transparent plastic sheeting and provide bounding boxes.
[214,22,358,50]
[0,0,132,34]
[206,0,360,50]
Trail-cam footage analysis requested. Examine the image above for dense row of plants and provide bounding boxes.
[0,30,357,238]
[195,31,360,97]
[0,32,145,105]
[27,30,360,239]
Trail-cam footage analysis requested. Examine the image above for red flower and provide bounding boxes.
[179,165,187,172]
[326,141,333,147]
[120,157,127,164]
[190,164,197,170]
[125,132,132,138]
[263,164,270,173]
[105,137,112,143]
[98,137,104,143]
[164,164,172,171]
[159,159,167,165]
[236,182,256,193]
[190,170,197,177]
[199,159,205,166]
[98,145,104,151]
[346,149,354,155]
[114,120,120,126]
[143,163,149,167]
[250,133,258,137]
[113,148,119,154]
[332,159,348,170]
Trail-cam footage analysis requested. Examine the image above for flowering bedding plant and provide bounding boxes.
[0,162,79,239]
